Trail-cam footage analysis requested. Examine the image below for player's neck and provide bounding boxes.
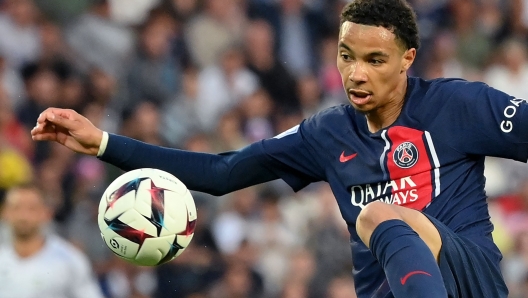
[13,235,46,258]
[366,79,407,133]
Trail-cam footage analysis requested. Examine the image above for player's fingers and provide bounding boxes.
[31,120,55,134]
[37,107,65,124]
[45,111,80,131]
[31,132,57,142]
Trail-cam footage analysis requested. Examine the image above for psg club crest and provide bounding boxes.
[393,142,419,168]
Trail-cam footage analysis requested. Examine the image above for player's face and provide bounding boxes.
[2,189,51,239]
[337,22,415,115]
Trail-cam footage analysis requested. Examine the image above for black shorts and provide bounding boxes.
[424,214,509,298]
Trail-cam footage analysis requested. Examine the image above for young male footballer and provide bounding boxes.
[32,0,515,296]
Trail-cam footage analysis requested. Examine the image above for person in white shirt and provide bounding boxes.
[0,183,104,298]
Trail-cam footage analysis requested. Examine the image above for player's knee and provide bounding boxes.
[356,201,401,247]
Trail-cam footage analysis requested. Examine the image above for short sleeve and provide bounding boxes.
[422,80,528,161]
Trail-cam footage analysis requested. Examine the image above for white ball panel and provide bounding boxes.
[159,191,188,236]
[135,235,176,266]
[183,191,197,221]
[104,191,136,221]
[118,209,158,237]
[173,235,194,259]
[97,211,108,230]
[100,230,140,259]
[148,169,188,196]
[134,179,153,218]
[176,234,194,248]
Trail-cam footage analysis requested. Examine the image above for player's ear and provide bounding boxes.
[400,48,416,73]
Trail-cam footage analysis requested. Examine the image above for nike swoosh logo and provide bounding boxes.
[339,151,358,163]
[400,270,432,285]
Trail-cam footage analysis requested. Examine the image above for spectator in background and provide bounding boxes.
[0,0,41,70]
[38,19,76,68]
[278,0,324,77]
[109,0,160,26]
[423,31,466,80]
[477,0,506,42]
[212,187,259,256]
[65,0,134,79]
[0,87,33,159]
[208,259,262,298]
[212,109,248,152]
[35,142,77,224]
[280,248,317,298]
[16,61,62,164]
[502,232,528,298]
[247,187,301,296]
[155,195,223,298]
[510,0,528,37]
[296,73,332,119]
[16,61,61,130]
[239,89,275,143]
[85,68,122,134]
[184,0,246,69]
[448,0,493,72]
[126,9,182,107]
[0,145,32,192]
[317,35,345,104]
[161,0,199,22]
[195,44,259,132]
[244,19,299,114]
[0,183,104,298]
[484,38,528,99]
[253,0,326,77]
[326,274,358,298]
[161,66,205,148]
[494,177,528,236]
[0,55,25,110]
[307,184,354,298]
[120,101,164,146]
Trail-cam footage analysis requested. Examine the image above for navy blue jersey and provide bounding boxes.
[100,76,528,297]
[251,76,528,296]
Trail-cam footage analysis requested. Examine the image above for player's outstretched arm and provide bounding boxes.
[31,108,103,156]
[31,108,282,196]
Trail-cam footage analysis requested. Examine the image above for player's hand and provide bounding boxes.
[31,108,103,156]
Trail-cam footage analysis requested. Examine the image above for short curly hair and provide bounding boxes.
[340,0,420,50]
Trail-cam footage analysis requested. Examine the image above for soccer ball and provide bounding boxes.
[97,168,197,266]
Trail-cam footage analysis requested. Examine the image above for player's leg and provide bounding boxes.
[356,201,447,297]
[356,201,442,258]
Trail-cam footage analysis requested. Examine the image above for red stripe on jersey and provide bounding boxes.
[386,127,433,210]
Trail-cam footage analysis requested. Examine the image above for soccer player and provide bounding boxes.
[31,0,516,297]
[0,184,104,298]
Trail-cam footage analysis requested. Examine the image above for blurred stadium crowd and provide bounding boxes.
[1,0,528,297]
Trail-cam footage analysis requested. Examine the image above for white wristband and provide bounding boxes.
[97,131,109,157]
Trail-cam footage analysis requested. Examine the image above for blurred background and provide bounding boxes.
[0,0,528,297]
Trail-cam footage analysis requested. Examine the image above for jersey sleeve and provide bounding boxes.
[422,79,528,161]
[254,123,326,191]
[99,121,324,194]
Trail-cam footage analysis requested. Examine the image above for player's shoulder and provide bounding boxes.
[409,76,490,99]
[298,104,360,142]
[303,104,354,129]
